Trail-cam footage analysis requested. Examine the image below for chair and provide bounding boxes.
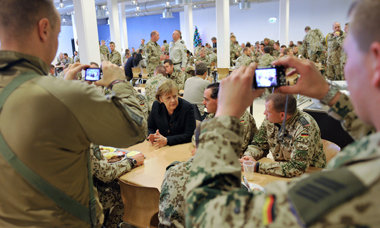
[119,180,160,228]
[322,139,341,163]
[132,67,142,85]
[217,68,230,80]
[141,68,149,82]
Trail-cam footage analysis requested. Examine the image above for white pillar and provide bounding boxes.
[279,0,290,46]
[119,3,129,51]
[73,0,101,65]
[71,14,78,51]
[108,0,122,53]
[216,0,230,68]
[183,4,194,54]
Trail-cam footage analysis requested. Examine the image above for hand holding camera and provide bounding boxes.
[94,61,126,88]
[272,56,329,100]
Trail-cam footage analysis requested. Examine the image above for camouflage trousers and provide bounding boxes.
[308,51,325,64]
[326,62,344,80]
[96,180,124,227]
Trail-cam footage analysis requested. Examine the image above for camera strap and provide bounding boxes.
[0,72,97,226]
[278,94,289,140]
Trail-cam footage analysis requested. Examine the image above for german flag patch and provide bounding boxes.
[301,133,309,138]
[262,195,276,225]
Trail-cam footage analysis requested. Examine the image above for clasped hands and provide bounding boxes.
[147,130,168,148]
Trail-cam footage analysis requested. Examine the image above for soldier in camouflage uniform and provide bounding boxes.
[185,2,380,224]
[164,59,185,90]
[242,94,326,177]
[272,42,281,58]
[258,46,276,67]
[91,145,144,228]
[340,23,349,74]
[109,41,122,66]
[235,47,254,68]
[203,83,258,153]
[230,35,240,66]
[162,40,169,53]
[99,40,109,61]
[195,47,211,67]
[302,26,325,63]
[145,65,168,112]
[326,22,345,80]
[145,31,161,77]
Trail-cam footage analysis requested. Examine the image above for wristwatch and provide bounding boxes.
[128,158,137,168]
[320,82,340,105]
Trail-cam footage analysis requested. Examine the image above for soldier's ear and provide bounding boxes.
[369,42,380,88]
[280,112,285,121]
[37,18,50,42]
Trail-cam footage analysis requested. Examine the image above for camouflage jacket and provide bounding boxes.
[230,42,240,59]
[328,93,375,140]
[204,110,257,154]
[162,43,169,53]
[244,109,326,177]
[100,44,109,60]
[235,54,254,68]
[326,32,344,63]
[109,50,122,66]
[195,55,211,67]
[258,53,276,67]
[145,73,168,111]
[168,69,185,90]
[145,40,161,65]
[302,29,325,56]
[185,116,380,227]
[159,158,193,228]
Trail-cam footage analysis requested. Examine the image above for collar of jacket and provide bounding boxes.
[0,50,49,75]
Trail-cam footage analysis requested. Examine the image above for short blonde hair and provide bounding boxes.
[155,80,178,101]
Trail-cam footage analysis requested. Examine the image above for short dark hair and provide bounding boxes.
[206,83,219,99]
[195,62,208,76]
[266,94,297,115]
[349,0,380,52]
[163,40,167,43]
[164,59,173,66]
[110,41,115,45]
[264,46,272,54]
[305,26,311,31]
[150,31,158,37]
[0,0,58,39]
[211,37,217,41]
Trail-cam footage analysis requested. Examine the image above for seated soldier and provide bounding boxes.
[183,62,210,117]
[235,47,255,68]
[91,144,144,227]
[203,83,257,154]
[164,59,185,90]
[145,65,168,112]
[241,93,326,177]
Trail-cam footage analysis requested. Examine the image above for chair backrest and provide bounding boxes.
[322,139,341,163]
[141,68,149,79]
[217,68,230,80]
[132,67,141,79]
[119,180,160,228]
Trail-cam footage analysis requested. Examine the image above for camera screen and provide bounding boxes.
[85,68,101,81]
[254,68,278,88]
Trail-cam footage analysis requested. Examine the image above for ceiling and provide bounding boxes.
[55,0,277,24]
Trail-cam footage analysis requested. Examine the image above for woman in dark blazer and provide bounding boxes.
[147,80,196,147]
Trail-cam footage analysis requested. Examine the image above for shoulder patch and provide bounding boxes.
[288,168,366,226]
[299,116,310,127]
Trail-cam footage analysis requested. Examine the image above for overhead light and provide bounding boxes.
[193,4,197,8]
[62,18,66,23]
[136,6,140,11]
[165,1,171,7]
[101,5,107,10]
[175,0,192,5]
[132,0,137,5]
[106,10,109,15]
[239,0,250,10]
[59,0,64,8]
[162,8,173,18]
[233,0,239,4]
